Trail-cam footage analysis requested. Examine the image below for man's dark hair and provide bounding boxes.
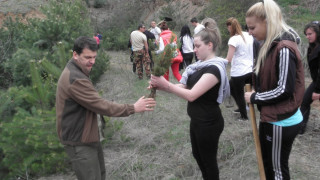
[138,24,145,30]
[160,22,168,31]
[73,36,98,55]
[190,17,198,23]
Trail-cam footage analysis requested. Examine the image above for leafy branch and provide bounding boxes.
[148,35,177,98]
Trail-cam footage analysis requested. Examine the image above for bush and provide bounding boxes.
[94,0,107,8]
[0,18,28,88]
[102,27,134,51]
[91,49,110,83]
[0,108,68,179]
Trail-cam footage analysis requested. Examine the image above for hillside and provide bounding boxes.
[0,0,207,29]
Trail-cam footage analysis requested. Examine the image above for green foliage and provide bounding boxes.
[0,18,28,88]
[90,49,111,84]
[148,39,158,51]
[159,5,177,30]
[149,35,177,98]
[102,26,134,50]
[0,0,93,87]
[4,48,43,86]
[94,0,107,8]
[152,45,175,77]
[277,0,300,7]
[84,0,90,7]
[0,107,67,179]
[29,61,56,109]
[27,0,92,51]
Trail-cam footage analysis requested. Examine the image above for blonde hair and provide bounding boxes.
[195,18,221,52]
[246,0,297,74]
[226,17,245,43]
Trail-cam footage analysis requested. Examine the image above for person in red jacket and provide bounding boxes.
[155,21,183,81]
[93,35,100,48]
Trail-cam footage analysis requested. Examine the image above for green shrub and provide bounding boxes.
[277,0,300,7]
[102,27,134,50]
[0,107,68,179]
[0,18,28,88]
[4,48,44,86]
[94,0,107,8]
[91,49,110,84]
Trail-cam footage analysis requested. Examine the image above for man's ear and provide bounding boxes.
[73,51,78,60]
[208,42,213,49]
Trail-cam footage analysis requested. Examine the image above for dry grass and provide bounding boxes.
[39,50,320,180]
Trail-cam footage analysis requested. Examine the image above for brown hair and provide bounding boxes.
[226,17,245,43]
[194,18,221,52]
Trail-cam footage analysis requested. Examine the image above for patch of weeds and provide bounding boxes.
[218,140,235,161]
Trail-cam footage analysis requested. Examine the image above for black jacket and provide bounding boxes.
[307,44,320,93]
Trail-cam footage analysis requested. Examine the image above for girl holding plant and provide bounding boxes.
[150,18,229,179]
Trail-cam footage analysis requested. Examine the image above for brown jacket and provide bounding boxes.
[252,39,304,122]
[56,59,135,145]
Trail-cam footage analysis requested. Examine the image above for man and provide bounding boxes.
[190,17,204,61]
[150,21,161,41]
[56,36,156,180]
[130,24,151,79]
[190,17,205,35]
[143,29,155,70]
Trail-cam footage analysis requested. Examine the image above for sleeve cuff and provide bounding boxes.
[250,92,257,104]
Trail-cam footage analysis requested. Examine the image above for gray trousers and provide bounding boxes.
[64,143,106,180]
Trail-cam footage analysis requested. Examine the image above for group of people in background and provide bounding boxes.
[55,0,320,179]
[129,18,199,81]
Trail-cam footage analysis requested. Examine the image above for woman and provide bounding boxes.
[179,25,194,70]
[226,17,254,121]
[299,21,320,134]
[244,0,304,179]
[151,18,229,180]
[156,21,183,81]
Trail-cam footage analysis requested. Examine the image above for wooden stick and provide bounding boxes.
[245,84,266,180]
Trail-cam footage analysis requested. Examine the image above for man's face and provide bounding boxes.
[191,22,197,27]
[140,26,146,32]
[151,21,156,28]
[73,48,97,74]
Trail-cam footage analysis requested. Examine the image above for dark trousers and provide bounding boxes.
[230,72,252,119]
[190,117,224,180]
[180,52,194,70]
[64,143,106,180]
[300,82,315,128]
[259,122,301,180]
